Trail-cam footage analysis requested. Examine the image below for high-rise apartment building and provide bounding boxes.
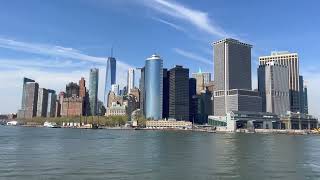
[259,51,300,112]
[258,62,290,115]
[21,77,35,110]
[212,38,261,116]
[127,68,135,94]
[89,68,99,115]
[104,57,116,106]
[37,88,48,117]
[169,65,190,120]
[144,54,163,120]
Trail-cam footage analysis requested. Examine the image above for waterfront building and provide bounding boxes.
[106,103,127,117]
[213,38,258,116]
[107,91,124,108]
[104,56,116,106]
[61,96,83,117]
[280,112,318,130]
[47,89,57,117]
[192,69,212,94]
[258,61,290,115]
[37,88,48,117]
[144,54,163,120]
[127,68,135,94]
[89,68,99,115]
[208,111,281,132]
[169,65,189,121]
[259,51,300,112]
[111,84,120,96]
[146,119,192,129]
[162,69,169,119]
[18,82,39,119]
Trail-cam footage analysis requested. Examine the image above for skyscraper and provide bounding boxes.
[21,77,35,110]
[213,38,261,116]
[89,68,99,115]
[47,89,57,117]
[144,54,163,120]
[79,77,86,98]
[22,82,39,119]
[259,51,300,112]
[162,68,169,119]
[189,78,197,121]
[303,85,309,114]
[127,68,135,94]
[169,65,190,121]
[37,88,48,117]
[139,67,145,115]
[104,57,116,106]
[258,61,290,115]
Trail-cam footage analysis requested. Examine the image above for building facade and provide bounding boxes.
[144,54,163,120]
[127,68,135,94]
[89,68,99,115]
[169,65,189,120]
[20,82,39,119]
[259,51,300,112]
[111,84,119,96]
[47,89,57,117]
[61,97,83,117]
[258,62,290,115]
[37,88,48,117]
[192,70,212,94]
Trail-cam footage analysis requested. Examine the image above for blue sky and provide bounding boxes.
[0,0,319,117]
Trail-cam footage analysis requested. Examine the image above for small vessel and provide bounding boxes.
[6,121,18,126]
[43,121,60,128]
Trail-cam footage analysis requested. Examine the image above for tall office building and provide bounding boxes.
[259,51,300,112]
[127,68,135,94]
[104,57,116,106]
[89,68,99,115]
[303,85,309,114]
[79,77,86,98]
[21,77,35,110]
[213,38,261,116]
[144,54,163,120]
[162,69,169,119]
[47,89,57,117]
[139,67,145,115]
[21,82,39,119]
[169,65,190,120]
[258,62,290,115]
[192,69,212,94]
[37,88,48,117]
[189,78,197,121]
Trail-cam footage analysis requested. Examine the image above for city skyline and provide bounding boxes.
[0,0,319,117]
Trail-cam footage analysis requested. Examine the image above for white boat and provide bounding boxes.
[43,121,60,128]
[7,121,18,126]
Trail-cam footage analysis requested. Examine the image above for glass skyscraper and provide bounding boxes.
[89,68,99,115]
[144,54,163,120]
[104,57,116,106]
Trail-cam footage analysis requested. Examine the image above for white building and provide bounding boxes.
[111,84,119,96]
[146,120,192,129]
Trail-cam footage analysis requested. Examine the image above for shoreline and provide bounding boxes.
[2,124,319,135]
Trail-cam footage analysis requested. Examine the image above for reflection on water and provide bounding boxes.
[0,126,319,179]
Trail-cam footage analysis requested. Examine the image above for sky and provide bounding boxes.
[0,0,319,117]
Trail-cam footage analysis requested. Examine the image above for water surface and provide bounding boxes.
[0,126,319,179]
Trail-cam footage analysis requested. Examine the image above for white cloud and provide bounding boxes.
[142,0,228,38]
[0,38,134,113]
[173,48,213,65]
[151,17,186,32]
